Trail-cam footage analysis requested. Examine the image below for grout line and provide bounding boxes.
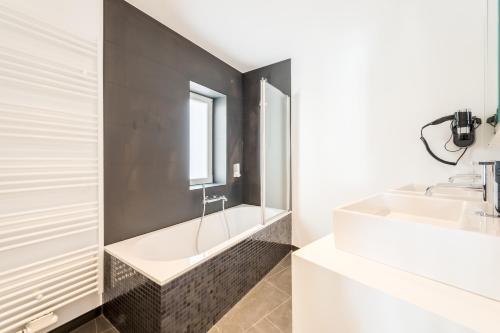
[261,297,291,333]
[102,327,119,333]
[245,317,282,333]
[268,280,291,297]
[267,267,292,297]
[262,279,288,298]
[257,295,291,331]
[265,264,287,281]
[224,280,291,332]
[99,315,116,333]
[241,278,275,303]
[266,317,285,333]
[103,327,113,332]
[266,256,291,280]
[216,258,293,331]
[269,283,290,297]
[216,279,279,328]
[245,321,259,332]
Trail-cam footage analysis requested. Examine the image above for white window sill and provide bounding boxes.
[189,183,226,191]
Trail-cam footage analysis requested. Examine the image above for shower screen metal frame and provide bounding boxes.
[259,78,291,225]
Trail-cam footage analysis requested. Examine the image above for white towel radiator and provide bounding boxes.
[0,1,102,332]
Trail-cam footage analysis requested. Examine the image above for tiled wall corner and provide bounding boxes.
[103,253,162,333]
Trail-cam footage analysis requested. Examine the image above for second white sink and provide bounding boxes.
[333,193,500,301]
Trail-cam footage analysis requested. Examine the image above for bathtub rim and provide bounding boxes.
[104,205,291,285]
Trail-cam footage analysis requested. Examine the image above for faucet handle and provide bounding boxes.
[448,174,481,183]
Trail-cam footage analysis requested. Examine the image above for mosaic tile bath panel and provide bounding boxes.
[103,214,292,333]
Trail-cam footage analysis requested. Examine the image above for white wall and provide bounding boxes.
[291,0,500,247]
[113,0,500,248]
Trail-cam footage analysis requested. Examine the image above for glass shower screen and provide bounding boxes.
[260,79,291,223]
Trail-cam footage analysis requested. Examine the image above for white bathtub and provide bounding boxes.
[105,204,289,285]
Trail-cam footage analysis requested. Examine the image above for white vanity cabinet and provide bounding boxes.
[292,236,500,333]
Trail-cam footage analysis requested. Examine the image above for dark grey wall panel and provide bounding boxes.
[104,0,244,244]
[242,60,292,206]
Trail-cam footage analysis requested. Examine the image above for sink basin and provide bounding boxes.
[391,184,482,202]
[333,193,500,301]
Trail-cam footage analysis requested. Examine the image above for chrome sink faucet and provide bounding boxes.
[448,173,481,183]
[425,161,499,217]
[479,161,500,217]
[424,182,483,196]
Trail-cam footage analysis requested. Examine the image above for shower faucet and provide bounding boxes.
[200,185,228,205]
[203,194,228,205]
[200,184,228,205]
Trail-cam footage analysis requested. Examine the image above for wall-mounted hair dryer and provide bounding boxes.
[420,109,482,166]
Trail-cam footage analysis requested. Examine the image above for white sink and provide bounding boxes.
[333,193,500,301]
[391,184,482,202]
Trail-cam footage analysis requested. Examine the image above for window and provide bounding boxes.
[188,82,227,189]
[189,92,213,185]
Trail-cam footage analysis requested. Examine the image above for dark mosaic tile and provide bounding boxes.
[103,214,291,333]
[103,255,162,333]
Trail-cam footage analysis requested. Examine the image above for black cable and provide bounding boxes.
[444,122,462,152]
[420,120,468,166]
[455,147,468,163]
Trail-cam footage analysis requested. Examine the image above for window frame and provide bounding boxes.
[189,92,214,186]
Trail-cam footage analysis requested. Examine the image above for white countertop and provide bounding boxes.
[293,235,500,333]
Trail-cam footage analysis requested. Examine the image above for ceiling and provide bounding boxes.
[124,0,303,72]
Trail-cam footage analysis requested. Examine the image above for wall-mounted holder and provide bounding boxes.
[420,109,482,166]
[486,110,498,132]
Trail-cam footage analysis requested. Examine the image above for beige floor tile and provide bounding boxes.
[216,304,254,332]
[102,329,119,333]
[238,280,289,308]
[207,324,221,333]
[216,303,245,333]
[214,254,293,333]
[245,318,282,333]
[280,254,291,268]
[265,262,286,280]
[71,320,96,333]
[267,266,291,296]
[217,316,245,333]
[218,281,288,330]
[266,298,292,333]
[96,316,113,332]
